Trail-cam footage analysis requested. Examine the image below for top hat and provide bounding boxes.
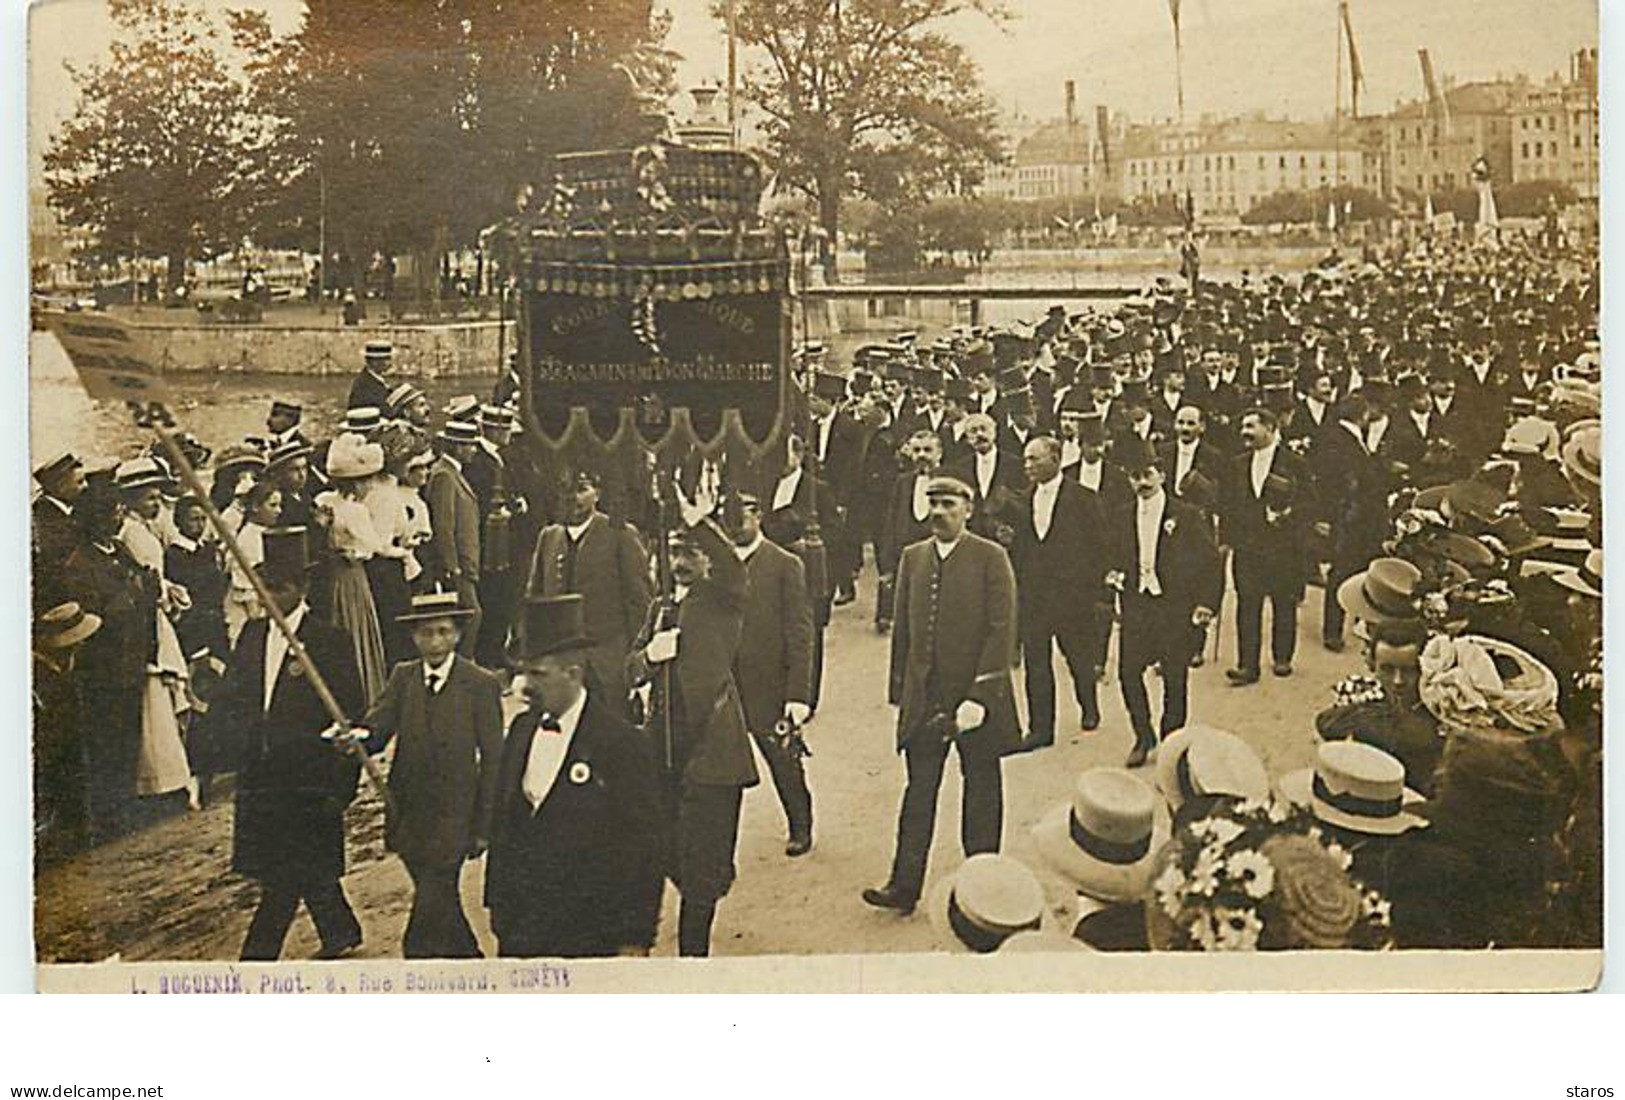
[1033,768,1169,903]
[944,376,974,404]
[1278,741,1429,837]
[1337,558,1424,624]
[926,853,1047,953]
[810,369,847,402]
[34,601,103,650]
[398,588,478,624]
[259,526,311,586]
[1156,726,1270,814]
[507,595,596,664]
[1113,435,1159,473]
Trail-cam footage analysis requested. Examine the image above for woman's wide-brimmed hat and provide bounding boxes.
[325,433,385,480]
[1278,740,1429,837]
[926,853,1047,954]
[1156,726,1270,814]
[1033,768,1169,904]
[1418,633,1562,741]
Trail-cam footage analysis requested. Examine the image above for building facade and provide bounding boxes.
[1381,81,1518,199]
[1509,49,1599,200]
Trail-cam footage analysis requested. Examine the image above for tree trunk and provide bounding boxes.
[817,181,841,282]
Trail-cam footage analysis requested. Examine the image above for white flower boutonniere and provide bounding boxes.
[568,761,592,785]
[1163,517,1177,537]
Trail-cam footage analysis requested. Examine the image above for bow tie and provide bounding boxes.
[537,713,563,735]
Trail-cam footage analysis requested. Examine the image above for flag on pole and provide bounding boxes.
[42,311,174,407]
[1340,1,1365,117]
[1168,0,1185,120]
[1328,202,1338,232]
[1425,193,1435,223]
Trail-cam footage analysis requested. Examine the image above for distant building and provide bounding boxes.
[1509,49,1598,200]
[1122,117,1382,218]
[1381,79,1521,199]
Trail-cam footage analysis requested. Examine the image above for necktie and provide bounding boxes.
[426,671,445,695]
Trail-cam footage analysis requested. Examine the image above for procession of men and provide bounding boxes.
[31,229,1603,959]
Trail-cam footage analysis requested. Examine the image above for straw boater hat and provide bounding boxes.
[996,929,1090,954]
[397,589,478,625]
[34,601,103,650]
[1560,425,1600,489]
[1033,768,1169,903]
[1336,558,1423,624]
[266,438,314,471]
[33,452,82,489]
[1156,726,1270,814]
[1552,548,1602,599]
[478,403,515,431]
[1279,741,1429,837]
[437,419,481,447]
[927,853,1047,953]
[363,339,394,369]
[385,382,426,415]
[113,457,171,493]
[443,394,480,421]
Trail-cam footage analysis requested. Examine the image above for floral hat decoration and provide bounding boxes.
[1147,799,1394,952]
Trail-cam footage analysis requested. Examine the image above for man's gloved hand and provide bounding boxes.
[783,702,812,728]
[954,700,987,733]
[646,629,681,664]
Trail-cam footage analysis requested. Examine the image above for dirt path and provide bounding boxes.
[35,572,1356,962]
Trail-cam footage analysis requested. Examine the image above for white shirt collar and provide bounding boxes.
[933,536,961,560]
[423,653,456,684]
[555,687,588,738]
[565,514,594,541]
[733,534,764,561]
[1035,473,1063,497]
[170,533,201,554]
[1177,437,1198,452]
[1137,488,1166,513]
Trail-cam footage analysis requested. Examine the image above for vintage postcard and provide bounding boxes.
[26,0,1601,993]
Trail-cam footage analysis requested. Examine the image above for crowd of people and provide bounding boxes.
[31,233,1602,960]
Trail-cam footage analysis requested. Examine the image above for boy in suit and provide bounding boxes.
[485,596,664,958]
[344,590,504,958]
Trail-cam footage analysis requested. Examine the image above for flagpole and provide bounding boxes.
[1335,0,1344,190]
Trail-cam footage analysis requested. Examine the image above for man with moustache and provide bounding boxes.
[1106,439,1223,768]
[877,430,944,633]
[948,412,1024,545]
[862,475,1020,915]
[1011,436,1107,751]
[526,468,652,715]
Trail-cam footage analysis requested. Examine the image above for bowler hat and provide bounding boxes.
[507,595,596,664]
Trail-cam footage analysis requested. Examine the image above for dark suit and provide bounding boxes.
[464,441,521,670]
[32,495,78,611]
[758,468,836,707]
[1158,438,1223,512]
[1314,424,1389,645]
[1109,493,1224,750]
[526,513,652,712]
[1186,372,1242,450]
[736,540,815,839]
[1011,478,1107,739]
[359,655,504,958]
[947,448,1025,545]
[484,692,664,957]
[1220,445,1311,674]
[223,611,365,960]
[165,538,229,661]
[812,410,867,593]
[884,532,1020,900]
[628,517,757,913]
[424,454,482,655]
[346,368,391,411]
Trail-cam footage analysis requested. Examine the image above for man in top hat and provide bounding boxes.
[1105,437,1223,768]
[807,368,866,605]
[465,404,527,671]
[425,420,483,656]
[33,601,102,861]
[1219,406,1312,685]
[348,340,395,410]
[525,468,653,715]
[266,400,307,450]
[627,484,757,957]
[1011,436,1108,750]
[219,526,367,960]
[343,590,503,958]
[32,452,87,610]
[726,492,817,856]
[1315,391,1389,652]
[486,595,664,958]
[863,475,1020,915]
[761,434,839,709]
[1158,405,1222,519]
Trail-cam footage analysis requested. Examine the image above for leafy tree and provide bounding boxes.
[1240,186,1392,226]
[722,0,1006,277]
[43,0,261,286]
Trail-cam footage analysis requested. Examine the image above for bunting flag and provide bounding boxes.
[1168,0,1185,120]
[1340,1,1364,118]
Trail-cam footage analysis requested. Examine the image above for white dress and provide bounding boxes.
[225,521,267,645]
[117,517,193,797]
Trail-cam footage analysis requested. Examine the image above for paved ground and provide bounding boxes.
[35,558,1363,963]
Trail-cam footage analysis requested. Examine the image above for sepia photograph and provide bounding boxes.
[22,0,1605,993]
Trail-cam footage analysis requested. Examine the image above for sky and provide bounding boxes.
[29,0,1599,170]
